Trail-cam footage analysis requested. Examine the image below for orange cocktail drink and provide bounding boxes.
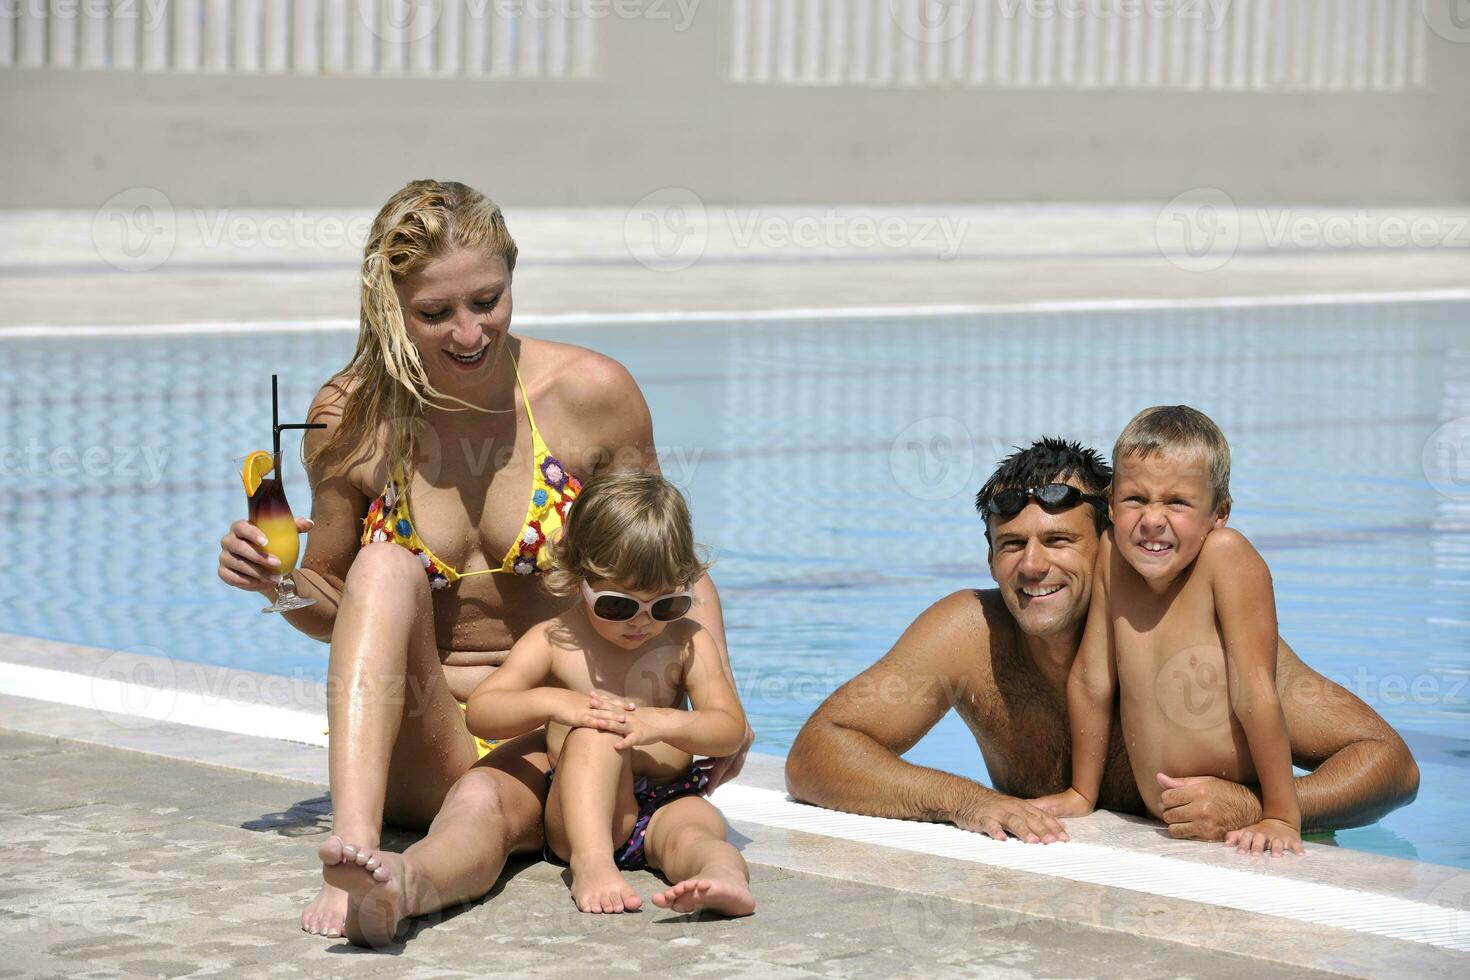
[239,449,314,613]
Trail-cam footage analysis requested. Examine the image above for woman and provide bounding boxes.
[217,180,749,944]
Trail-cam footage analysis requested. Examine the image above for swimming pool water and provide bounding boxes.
[3,301,1467,867]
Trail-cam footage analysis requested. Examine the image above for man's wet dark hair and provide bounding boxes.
[975,437,1113,541]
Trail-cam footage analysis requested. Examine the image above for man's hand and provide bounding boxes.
[1028,787,1093,819]
[1156,772,1262,841]
[700,721,754,793]
[953,793,1070,844]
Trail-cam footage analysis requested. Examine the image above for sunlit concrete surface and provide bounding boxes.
[2,205,1468,328]
[2,635,1466,979]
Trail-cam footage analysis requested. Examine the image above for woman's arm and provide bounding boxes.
[283,383,369,641]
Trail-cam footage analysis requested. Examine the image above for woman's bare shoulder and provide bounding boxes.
[519,336,639,403]
[304,374,382,493]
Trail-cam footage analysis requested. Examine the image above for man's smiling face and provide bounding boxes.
[986,478,1101,639]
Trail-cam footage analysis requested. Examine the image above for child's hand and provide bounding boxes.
[1225,818,1304,857]
[611,709,670,750]
[1028,788,1094,819]
[553,691,634,734]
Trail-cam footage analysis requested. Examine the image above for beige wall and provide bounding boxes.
[2,2,1468,209]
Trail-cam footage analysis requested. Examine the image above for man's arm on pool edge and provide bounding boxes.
[785,591,1068,844]
[1157,638,1420,839]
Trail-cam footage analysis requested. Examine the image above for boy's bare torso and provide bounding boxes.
[540,617,697,781]
[1106,534,1256,817]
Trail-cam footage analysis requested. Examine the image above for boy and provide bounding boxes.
[1034,406,1303,856]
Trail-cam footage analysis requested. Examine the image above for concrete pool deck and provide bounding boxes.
[2,633,1467,979]
[2,204,1469,330]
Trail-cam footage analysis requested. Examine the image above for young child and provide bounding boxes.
[465,470,755,915]
[1034,406,1304,857]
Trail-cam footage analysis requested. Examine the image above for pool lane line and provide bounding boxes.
[2,287,1469,339]
[4,653,1469,956]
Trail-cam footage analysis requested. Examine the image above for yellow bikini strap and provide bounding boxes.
[508,348,540,438]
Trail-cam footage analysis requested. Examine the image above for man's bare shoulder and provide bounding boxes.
[896,588,1009,675]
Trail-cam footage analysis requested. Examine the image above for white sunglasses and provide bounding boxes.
[580,581,694,623]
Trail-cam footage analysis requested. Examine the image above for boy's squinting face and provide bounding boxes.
[582,578,677,650]
[1110,451,1229,586]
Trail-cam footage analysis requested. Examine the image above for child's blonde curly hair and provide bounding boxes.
[544,470,711,596]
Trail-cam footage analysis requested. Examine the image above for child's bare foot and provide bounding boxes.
[569,857,643,914]
[300,881,348,938]
[319,835,406,947]
[651,869,755,917]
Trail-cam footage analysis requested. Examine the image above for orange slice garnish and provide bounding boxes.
[241,451,274,496]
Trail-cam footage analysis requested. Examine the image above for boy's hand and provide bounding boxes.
[1225,818,1305,857]
[1028,788,1094,819]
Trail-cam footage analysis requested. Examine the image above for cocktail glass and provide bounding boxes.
[236,451,315,613]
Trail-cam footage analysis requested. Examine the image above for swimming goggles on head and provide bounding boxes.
[580,581,694,623]
[984,483,1107,518]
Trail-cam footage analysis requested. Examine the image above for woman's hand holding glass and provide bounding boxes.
[218,516,315,595]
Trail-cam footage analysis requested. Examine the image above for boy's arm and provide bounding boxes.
[1032,542,1115,817]
[1067,543,1117,807]
[464,628,609,740]
[619,627,746,758]
[1210,529,1304,854]
[1156,638,1419,839]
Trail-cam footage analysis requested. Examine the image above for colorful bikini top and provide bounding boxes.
[359,352,582,590]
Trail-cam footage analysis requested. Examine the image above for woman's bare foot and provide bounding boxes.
[569,857,643,914]
[651,870,755,917]
[300,881,349,938]
[319,835,406,948]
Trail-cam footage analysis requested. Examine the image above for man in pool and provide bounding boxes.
[785,438,1419,843]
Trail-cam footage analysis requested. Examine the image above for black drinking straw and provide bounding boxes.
[272,374,326,457]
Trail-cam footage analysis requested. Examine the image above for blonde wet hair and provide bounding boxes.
[544,470,711,597]
[1113,405,1231,508]
[306,179,518,478]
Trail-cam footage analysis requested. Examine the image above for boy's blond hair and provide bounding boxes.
[1113,405,1231,507]
[544,470,711,597]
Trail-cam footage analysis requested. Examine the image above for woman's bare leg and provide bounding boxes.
[324,729,552,947]
[543,728,641,914]
[645,797,755,917]
[303,543,479,937]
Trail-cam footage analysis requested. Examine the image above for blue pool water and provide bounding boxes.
[3,301,1468,867]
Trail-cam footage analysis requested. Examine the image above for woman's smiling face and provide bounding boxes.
[394,247,514,394]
